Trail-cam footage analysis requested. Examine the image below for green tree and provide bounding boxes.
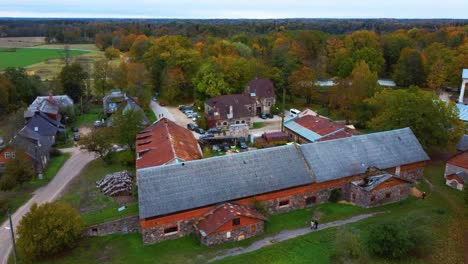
[78,127,114,162]
[351,48,385,75]
[59,63,88,102]
[16,202,83,262]
[344,30,380,52]
[367,87,465,151]
[382,33,413,73]
[0,150,35,190]
[113,109,146,151]
[0,75,12,113]
[93,60,111,97]
[331,228,366,263]
[3,67,40,105]
[104,46,120,60]
[393,48,426,87]
[193,62,230,100]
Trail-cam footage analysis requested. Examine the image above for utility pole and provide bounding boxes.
[8,210,17,264]
[281,86,285,132]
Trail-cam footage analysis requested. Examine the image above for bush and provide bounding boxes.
[331,227,367,263]
[105,149,135,166]
[17,202,83,262]
[0,153,35,190]
[0,173,18,191]
[366,215,432,259]
[0,198,8,217]
[49,148,63,158]
[329,189,341,203]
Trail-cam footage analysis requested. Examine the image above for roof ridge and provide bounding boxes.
[164,121,177,162]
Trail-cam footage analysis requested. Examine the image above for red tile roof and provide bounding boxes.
[136,118,201,169]
[447,151,468,169]
[196,203,266,235]
[294,115,354,142]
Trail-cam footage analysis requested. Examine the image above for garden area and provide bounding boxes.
[36,161,466,264]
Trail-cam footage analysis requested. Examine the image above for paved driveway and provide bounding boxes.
[0,148,95,263]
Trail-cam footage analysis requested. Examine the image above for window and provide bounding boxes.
[251,224,256,233]
[371,196,375,202]
[236,121,240,124]
[267,102,271,106]
[4,152,11,159]
[248,106,252,110]
[164,226,178,235]
[226,231,231,238]
[232,218,241,226]
[385,192,391,198]
[279,200,290,207]
[305,196,316,205]
[11,152,15,159]
[241,120,246,124]
[217,122,221,126]
[223,122,228,126]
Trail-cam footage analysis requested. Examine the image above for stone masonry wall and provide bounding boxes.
[83,215,140,237]
[348,183,411,208]
[142,218,196,244]
[200,221,264,246]
[399,167,424,182]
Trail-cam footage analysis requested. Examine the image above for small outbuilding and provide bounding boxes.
[195,203,266,246]
[445,151,468,191]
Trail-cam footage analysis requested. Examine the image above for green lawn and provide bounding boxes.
[74,106,104,127]
[26,152,71,189]
[58,158,135,227]
[38,162,467,264]
[0,48,90,70]
[144,109,157,124]
[252,122,265,129]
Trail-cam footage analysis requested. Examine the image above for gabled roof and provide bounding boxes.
[356,174,409,192]
[245,78,276,98]
[137,144,313,219]
[28,95,74,111]
[447,171,468,184]
[24,112,65,137]
[205,94,254,120]
[456,135,468,152]
[196,203,266,236]
[299,128,429,183]
[138,128,428,219]
[447,151,468,169]
[12,126,53,163]
[284,114,353,142]
[136,118,201,169]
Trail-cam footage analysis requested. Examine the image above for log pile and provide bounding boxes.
[96,170,133,197]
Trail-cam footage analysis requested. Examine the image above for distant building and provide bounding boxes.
[444,151,468,191]
[313,79,396,88]
[284,109,356,144]
[136,118,202,170]
[26,94,74,122]
[103,90,126,115]
[104,91,149,127]
[205,78,276,129]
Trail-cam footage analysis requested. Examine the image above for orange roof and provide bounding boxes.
[196,203,266,235]
[447,151,468,169]
[294,115,354,142]
[136,118,201,169]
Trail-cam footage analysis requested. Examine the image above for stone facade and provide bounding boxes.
[347,182,411,208]
[398,167,424,182]
[200,221,264,246]
[142,218,196,244]
[252,97,275,116]
[83,215,140,237]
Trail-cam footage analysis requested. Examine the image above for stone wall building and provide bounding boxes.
[137,128,428,245]
[83,215,140,237]
[444,151,468,191]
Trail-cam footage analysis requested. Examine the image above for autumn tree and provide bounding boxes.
[3,67,40,107]
[113,61,129,89]
[104,47,120,60]
[288,66,317,104]
[367,87,465,151]
[0,150,35,190]
[382,33,413,74]
[344,30,380,52]
[129,35,150,61]
[127,62,151,108]
[393,48,426,87]
[59,62,88,102]
[16,202,83,261]
[193,62,230,101]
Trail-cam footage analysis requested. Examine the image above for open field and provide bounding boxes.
[33,44,100,51]
[0,48,90,70]
[0,37,46,48]
[35,162,466,264]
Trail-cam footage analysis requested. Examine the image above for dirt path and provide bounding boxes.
[0,148,95,263]
[208,212,381,263]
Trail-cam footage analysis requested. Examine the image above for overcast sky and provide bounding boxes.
[0,0,467,19]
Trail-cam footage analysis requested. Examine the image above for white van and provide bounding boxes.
[290,108,301,117]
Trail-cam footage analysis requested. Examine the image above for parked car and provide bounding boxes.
[221,142,230,152]
[187,112,198,118]
[71,127,79,132]
[207,127,222,134]
[184,109,194,115]
[194,127,205,134]
[94,120,104,128]
[73,133,80,141]
[187,123,196,131]
[199,133,215,139]
[179,105,190,111]
[260,113,268,119]
[159,101,167,106]
[266,113,274,119]
[239,141,248,150]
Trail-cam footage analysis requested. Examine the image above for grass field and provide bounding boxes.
[34,44,100,51]
[0,48,90,70]
[37,162,467,264]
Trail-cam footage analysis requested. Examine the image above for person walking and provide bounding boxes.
[422,192,426,200]
[314,220,319,230]
[310,220,315,230]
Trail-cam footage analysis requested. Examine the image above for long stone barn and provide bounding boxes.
[137,128,429,245]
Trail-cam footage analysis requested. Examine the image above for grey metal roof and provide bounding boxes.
[284,118,322,142]
[300,128,429,183]
[456,135,468,152]
[359,174,393,192]
[137,144,314,219]
[457,104,468,122]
